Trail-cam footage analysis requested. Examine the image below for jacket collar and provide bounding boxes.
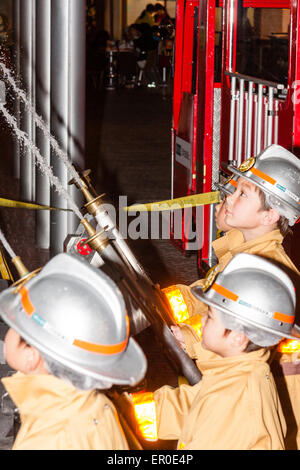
[192,342,270,376]
[2,372,95,417]
[212,229,283,261]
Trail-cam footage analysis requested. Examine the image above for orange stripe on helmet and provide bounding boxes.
[73,316,130,355]
[229,179,237,188]
[250,167,276,185]
[19,286,35,317]
[73,337,128,355]
[273,311,295,325]
[211,283,239,302]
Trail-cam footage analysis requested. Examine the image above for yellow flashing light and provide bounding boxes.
[183,315,203,339]
[162,286,190,323]
[132,391,158,442]
[277,339,300,354]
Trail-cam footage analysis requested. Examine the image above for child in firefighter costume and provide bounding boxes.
[169,144,300,449]
[0,253,147,450]
[155,253,300,449]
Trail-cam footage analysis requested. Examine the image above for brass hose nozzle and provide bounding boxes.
[80,218,109,253]
[69,171,106,217]
[69,168,98,197]
[11,256,42,289]
[11,256,29,278]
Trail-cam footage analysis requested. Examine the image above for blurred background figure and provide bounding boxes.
[154,3,173,27]
[135,4,156,27]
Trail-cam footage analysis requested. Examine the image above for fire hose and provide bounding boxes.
[68,172,203,387]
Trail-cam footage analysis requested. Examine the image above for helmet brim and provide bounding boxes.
[214,181,234,196]
[191,285,300,343]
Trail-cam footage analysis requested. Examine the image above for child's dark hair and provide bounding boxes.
[256,187,292,237]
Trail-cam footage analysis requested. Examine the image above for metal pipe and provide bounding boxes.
[256,84,263,155]
[253,87,258,154]
[267,86,274,146]
[208,204,217,267]
[12,0,20,180]
[244,91,248,157]
[237,78,244,166]
[246,81,253,158]
[50,0,69,256]
[170,127,175,234]
[50,0,86,255]
[235,90,240,163]
[68,0,86,234]
[228,0,234,71]
[228,76,236,162]
[19,0,35,201]
[35,0,51,249]
[264,96,268,148]
[274,99,279,144]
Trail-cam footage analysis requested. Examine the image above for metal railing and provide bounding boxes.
[225,71,287,164]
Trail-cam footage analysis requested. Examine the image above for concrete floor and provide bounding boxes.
[0,78,200,449]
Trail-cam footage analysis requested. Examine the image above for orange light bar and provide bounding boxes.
[277,339,300,354]
[183,315,202,339]
[162,286,190,323]
[131,392,158,442]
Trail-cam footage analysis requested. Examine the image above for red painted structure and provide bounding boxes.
[171,0,300,273]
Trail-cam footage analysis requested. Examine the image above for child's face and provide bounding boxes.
[215,198,232,232]
[201,307,230,356]
[224,177,265,231]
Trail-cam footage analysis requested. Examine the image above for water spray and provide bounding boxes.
[0,103,83,221]
[0,65,101,244]
[0,62,83,189]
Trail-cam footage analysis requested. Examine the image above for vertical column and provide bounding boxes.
[246,81,253,158]
[50,0,69,256]
[274,99,279,144]
[236,78,244,166]
[50,0,86,255]
[256,84,263,155]
[228,76,236,162]
[68,0,86,234]
[19,0,35,201]
[12,0,20,179]
[267,86,274,146]
[35,0,51,249]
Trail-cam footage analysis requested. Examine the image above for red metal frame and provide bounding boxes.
[171,0,300,271]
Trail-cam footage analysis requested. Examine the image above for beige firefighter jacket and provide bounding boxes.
[2,372,129,450]
[174,228,300,450]
[154,345,286,450]
[177,229,299,353]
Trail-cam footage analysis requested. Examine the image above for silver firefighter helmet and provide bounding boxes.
[0,253,147,387]
[191,253,300,347]
[227,144,300,226]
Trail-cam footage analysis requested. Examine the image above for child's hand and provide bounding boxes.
[170,325,186,351]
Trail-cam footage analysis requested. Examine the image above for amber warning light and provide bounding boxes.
[131,391,158,442]
[162,286,190,323]
[277,339,300,353]
[162,286,203,338]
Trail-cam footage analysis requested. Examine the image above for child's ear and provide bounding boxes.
[261,208,280,226]
[25,345,43,373]
[230,331,249,351]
